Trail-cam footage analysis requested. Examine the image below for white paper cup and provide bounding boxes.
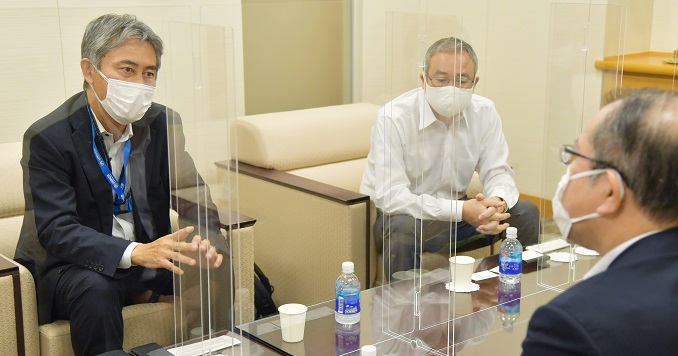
[449,256,475,289]
[278,303,308,343]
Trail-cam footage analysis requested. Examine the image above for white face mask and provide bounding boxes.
[424,80,473,118]
[91,65,155,125]
[552,166,625,242]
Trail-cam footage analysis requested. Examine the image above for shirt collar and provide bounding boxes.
[91,110,134,143]
[583,228,667,279]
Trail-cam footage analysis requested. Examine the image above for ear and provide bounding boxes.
[81,58,95,88]
[472,76,480,92]
[596,170,624,215]
[420,72,426,90]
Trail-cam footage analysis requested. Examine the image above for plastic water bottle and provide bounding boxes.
[335,261,361,324]
[497,280,521,330]
[499,227,522,283]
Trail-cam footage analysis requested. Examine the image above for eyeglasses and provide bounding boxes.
[426,74,474,89]
[560,145,629,185]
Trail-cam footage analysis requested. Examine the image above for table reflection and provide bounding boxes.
[497,281,521,329]
[367,268,497,355]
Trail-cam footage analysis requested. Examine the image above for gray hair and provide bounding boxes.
[423,37,478,77]
[81,14,163,90]
[592,88,678,224]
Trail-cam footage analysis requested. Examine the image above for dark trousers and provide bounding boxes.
[375,199,539,280]
[52,266,173,356]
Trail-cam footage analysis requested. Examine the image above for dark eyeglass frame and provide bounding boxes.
[560,145,629,186]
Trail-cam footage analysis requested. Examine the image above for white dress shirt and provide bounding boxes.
[359,87,518,222]
[93,114,138,269]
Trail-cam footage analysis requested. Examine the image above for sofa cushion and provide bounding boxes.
[0,215,23,259]
[39,303,175,355]
[235,103,379,171]
[0,142,24,219]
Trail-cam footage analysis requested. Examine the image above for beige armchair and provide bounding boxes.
[222,103,379,308]
[0,140,255,356]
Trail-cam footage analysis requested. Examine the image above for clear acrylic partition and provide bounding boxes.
[538,3,627,290]
[374,8,495,355]
[163,22,252,355]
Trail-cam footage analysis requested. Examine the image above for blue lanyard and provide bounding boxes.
[88,106,133,214]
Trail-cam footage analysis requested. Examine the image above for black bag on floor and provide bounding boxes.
[254,263,277,319]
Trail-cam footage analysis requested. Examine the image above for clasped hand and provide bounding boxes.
[130,226,223,275]
[462,193,510,235]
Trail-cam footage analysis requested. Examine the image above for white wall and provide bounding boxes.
[651,0,678,51]
[353,0,653,199]
[353,0,491,106]
[0,0,244,144]
[242,0,347,115]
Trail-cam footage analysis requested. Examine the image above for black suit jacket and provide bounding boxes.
[14,92,219,325]
[522,227,678,355]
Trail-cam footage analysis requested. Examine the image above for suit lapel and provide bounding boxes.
[70,107,114,234]
[130,122,156,241]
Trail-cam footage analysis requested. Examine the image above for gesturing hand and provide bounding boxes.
[132,226,223,275]
[183,234,224,270]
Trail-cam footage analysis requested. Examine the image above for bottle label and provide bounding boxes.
[335,285,360,315]
[499,252,522,275]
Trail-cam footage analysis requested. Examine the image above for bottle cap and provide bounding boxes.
[361,345,377,355]
[506,227,517,238]
[342,261,354,273]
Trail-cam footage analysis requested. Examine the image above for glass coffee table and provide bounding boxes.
[237,251,599,355]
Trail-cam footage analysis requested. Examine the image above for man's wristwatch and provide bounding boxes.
[498,197,507,213]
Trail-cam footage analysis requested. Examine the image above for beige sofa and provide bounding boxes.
[222,103,493,309]
[0,138,255,355]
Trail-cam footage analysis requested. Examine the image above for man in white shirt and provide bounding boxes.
[522,88,678,355]
[360,37,538,279]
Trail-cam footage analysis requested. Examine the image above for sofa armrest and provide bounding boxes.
[172,189,256,231]
[1,254,39,356]
[218,160,372,306]
[227,161,369,205]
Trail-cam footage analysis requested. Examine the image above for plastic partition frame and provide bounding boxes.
[537,2,627,292]
[371,7,501,356]
[158,19,252,356]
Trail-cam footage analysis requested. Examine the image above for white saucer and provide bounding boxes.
[548,251,578,263]
[445,282,480,293]
[575,246,600,256]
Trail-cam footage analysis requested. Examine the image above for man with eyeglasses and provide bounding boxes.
[522,88,678,355]
[360,37,539,280]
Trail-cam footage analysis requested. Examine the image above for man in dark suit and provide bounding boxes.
[14,14,226,355]
[522,88,678,355]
